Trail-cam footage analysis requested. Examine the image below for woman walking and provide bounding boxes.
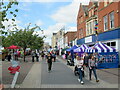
[76,56,84,84]
[88,54,99,82]
[46,52,53,73]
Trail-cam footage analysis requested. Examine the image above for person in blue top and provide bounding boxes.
[52,51,56,62]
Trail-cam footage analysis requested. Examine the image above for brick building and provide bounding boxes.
[64,31,77,47]
[98,1,120,33]
[77,0,120,49]
[77,4,88,39]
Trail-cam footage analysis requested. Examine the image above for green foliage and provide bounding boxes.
[0,0,19,35]
[2,24,44,50]
[2,49,8,53]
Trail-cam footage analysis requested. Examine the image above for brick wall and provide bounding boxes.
[77,4,88,39]
[98,2,120,32]
[77,1,120,41]
[65,32,77,45]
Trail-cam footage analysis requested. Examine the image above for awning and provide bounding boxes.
[86,42,116,53]
[66,45,78,52]
[74,44,89,53]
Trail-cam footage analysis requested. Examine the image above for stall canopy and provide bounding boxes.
[86,42,116,53]
[74,44,89,53]
[6,45,20,49]
[66,45,78,52]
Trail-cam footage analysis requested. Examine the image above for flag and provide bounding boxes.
[95,23,98,35]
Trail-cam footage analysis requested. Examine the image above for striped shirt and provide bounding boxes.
[89,59,96,67]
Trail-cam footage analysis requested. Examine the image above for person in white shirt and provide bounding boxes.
[76,56,84,84]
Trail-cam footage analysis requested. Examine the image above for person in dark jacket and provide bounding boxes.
[83,53,89,67]
[8,53,11,62]
[36,52,39,62]
[32,51,36,62]
[46,52,53,72]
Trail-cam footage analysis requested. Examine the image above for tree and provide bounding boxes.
[0,0,19,35]
[2,24,44,62]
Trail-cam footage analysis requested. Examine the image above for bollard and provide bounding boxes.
[11,71,19,88]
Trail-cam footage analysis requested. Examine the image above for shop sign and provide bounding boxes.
[85,36,92,43]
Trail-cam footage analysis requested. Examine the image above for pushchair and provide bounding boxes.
[67,59,74,66]
[74,66,79,76]
[74,66,85,77]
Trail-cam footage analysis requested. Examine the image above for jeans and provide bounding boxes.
[48,63,52,71]
[78,68,83,81]
[89,66,98,80]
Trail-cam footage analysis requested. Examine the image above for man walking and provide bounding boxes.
[46,52,53,73]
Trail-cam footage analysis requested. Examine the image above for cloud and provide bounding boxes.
[35,19,43,26]
[13,0,72,2]
[17,2,31,11]
[51,0,89,24]
[35,23,77,45]
[4,0,90,3]
[34,23,66,44]
[66,26,77,32]
[2,19,22,32]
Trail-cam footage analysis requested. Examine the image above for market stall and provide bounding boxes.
[74,44,89,57]
[66,45,78,61]
[86,42,119,69]
[74,44,88,53]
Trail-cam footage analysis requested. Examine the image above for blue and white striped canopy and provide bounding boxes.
[66,45,78,52]
[74,44,89,53]
[86,42,116,53]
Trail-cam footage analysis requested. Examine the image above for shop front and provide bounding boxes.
[77,28,120,65]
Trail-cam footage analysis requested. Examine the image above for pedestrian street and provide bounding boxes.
[19,57,119,88]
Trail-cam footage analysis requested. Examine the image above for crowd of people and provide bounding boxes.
[4,48,99,85]
[5,50,25,62]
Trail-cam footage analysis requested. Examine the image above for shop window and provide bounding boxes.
[103,15,108,31]
[109,11,114,29]
[107,42,110,46]
[111,42,116,46]
[90,22,92,34]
